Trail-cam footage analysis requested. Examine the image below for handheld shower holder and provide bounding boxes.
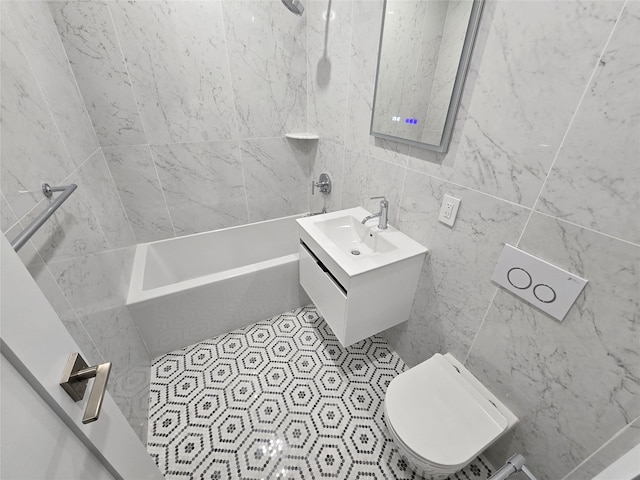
[281,0,304,16]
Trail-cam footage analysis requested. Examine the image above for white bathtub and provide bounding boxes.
[126,214,310,357]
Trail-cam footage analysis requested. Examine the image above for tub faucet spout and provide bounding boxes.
[306,207,327,217]
[361,196,388,229]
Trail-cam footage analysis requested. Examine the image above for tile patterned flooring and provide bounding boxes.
[147,306,494,479]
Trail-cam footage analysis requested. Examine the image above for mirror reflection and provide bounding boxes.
[371,0,483,152]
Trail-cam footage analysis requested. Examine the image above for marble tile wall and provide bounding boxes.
[51,0,310,243]
[0,1,149,442]
[306,0,639,478]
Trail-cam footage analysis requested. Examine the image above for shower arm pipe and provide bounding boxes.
[10,183,78,252]
[488,454,538,480]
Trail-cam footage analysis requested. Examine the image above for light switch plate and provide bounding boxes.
[491,244,588,321]
[438,195,461,227]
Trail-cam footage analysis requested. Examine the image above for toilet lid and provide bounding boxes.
[385,354,508,467]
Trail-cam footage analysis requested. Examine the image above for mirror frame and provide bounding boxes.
[370,0,485,153]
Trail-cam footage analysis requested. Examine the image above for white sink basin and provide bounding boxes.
[315,214,395,256]
[296,207,427,277]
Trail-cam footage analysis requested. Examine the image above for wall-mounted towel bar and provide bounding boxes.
[10,183,77,252]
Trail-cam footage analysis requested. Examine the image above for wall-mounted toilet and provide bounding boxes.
[384,353,518,479]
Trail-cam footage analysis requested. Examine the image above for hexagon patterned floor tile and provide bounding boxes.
[148,305,495,479]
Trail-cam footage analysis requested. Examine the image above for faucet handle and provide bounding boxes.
[370,195,388,205]
[312,173,332,195]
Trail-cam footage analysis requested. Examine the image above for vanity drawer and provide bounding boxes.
[298,242,347,340]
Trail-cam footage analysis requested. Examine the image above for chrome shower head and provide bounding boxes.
[281,0,304,16]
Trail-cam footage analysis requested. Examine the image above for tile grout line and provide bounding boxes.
[237,147,252,224]
[404,156,638,248]
[105,1,151,152]
[514,0,628,248]
[306,0,310,134]
[6,11,128,263]
[534,210,640,248]
[41,262,108,368]
[105,2,177,238]
[50,12,138,245]
[100,135,293,149]
[2,191,24,234]
[346,145,409,169]
[67,150,120,253]
[146,145,177,238]
[50,1,102,155]
[463,286,499,366]
[405,160,638,247]
[338,144,347,210]
[5,7,76,184]
[341,0,356,150]
[560,417,640,480]
[218,0,250,224]
[98,147,138,245]
[464,2,630,367]
[42,6,132,256]
[306,0,312,223]
[404,164,534,211]
[12,147,101,265]
[394,164,408,226]
[3,9,103,259]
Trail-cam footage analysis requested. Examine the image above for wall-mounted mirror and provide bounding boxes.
[370,0,484,153]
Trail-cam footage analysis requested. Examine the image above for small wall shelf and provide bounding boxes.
[285,133,320,140]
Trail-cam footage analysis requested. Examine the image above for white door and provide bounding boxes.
[0,234,162,480]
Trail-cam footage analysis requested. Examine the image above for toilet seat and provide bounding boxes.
[385,353,510,469]
[384,411,455,474]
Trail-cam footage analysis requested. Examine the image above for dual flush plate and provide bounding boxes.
[491,244,588,322]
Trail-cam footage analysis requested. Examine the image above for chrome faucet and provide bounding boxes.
[311,173,331,195]
[361,196,389,229]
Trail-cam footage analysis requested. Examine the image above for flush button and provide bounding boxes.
[507,267,532,290]
[533,284,556,303]
[491,244,588,322]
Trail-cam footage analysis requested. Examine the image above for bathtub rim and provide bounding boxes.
[126,214,304,307]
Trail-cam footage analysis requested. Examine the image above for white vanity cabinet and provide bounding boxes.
[297,214,426,347]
